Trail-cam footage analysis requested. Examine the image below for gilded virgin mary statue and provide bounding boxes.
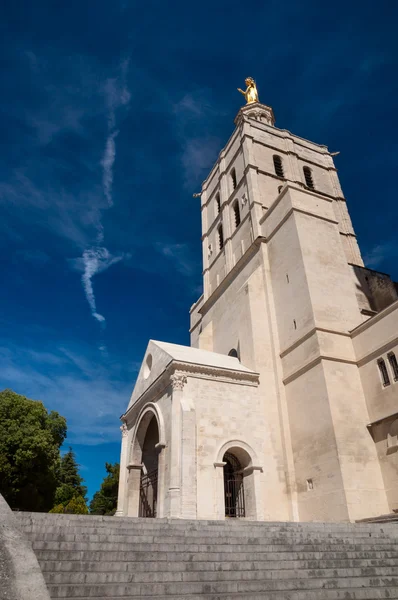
[237,77,259,104]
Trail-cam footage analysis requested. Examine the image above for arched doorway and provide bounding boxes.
[223,452,245,517]
[139,416,159,517]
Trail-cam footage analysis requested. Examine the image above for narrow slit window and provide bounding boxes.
[378,358,390,387]
[273,155,284,178]
[303,166,315,189]
[278,185,283,194]
[215,193,221,215]
[230,168,237,190]
[387,352,398,381]
[217,224,224,250]
[233,200,241,228]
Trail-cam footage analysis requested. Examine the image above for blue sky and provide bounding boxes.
[1,0,397,499]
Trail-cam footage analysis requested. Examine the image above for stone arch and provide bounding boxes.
[127,403,166,518]
[130,403,165,464]
[216,439,258,466]
[215,440,261,520]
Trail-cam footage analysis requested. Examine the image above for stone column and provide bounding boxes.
[168,373,187,518]
[115,422,129,517]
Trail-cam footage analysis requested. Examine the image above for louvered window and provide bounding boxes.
[218,224,224,250]
[233,200,241,228]
[303,166,315,189]
[378,358,390,387]
[388,352,398,381]
[273,155,284,178]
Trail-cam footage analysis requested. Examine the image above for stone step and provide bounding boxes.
[43,565,398,585]
[34,549,398,563]
[30,540,398,554]
[14,513,398,530]
[54,592,398,600]
[44,576,398,597]
[21,528,398,542]
[38,557,398,573]
[27,533,398,550]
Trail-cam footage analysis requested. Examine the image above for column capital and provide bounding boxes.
[170,373,187,391]
[120,422,128,438]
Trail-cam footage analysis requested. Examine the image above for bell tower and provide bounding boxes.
[189,81,389,522]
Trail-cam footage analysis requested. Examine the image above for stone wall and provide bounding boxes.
[0,494,50,600]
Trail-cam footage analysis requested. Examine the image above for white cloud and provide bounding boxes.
[363,240,398,269]
[101,129,119,208]
[80,247,124,323]
[156,242,196,277]
[0,343,137,445]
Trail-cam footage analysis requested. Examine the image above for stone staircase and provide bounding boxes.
[15,512,398,599]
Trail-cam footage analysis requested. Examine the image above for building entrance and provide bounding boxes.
[223,452,245,517]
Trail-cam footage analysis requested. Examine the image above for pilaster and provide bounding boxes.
[168,372,187,518]
[115,422,129,516]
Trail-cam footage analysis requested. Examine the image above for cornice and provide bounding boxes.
[122,358,260,422]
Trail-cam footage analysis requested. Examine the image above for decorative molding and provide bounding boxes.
[214,462,226,468]
[280,326,351,359]
[120,422,128,438]
[170,373,187,391]
[350,299,398,337]
[127,462,142,471]
[283,355,357,385]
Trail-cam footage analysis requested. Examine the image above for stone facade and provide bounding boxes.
[117,101,398,522]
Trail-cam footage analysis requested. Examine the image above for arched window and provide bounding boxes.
[388,352,398,381]
[230,168,237,190]
[273,155,284,178]
[228,348,239,358]
[217,224,224,250]
[377,358,390,387]
[215,193,221,215]
[232,200,241,228]
[303,166,315,189]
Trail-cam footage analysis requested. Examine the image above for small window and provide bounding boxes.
[228,348,239,359]
[378,358,390,387]
[273,155,284,178]
[230,168,237,190]
[278,185,283,194]
[232,200,241,228]
[215,193,221,215]
[303,166,315,189]
[217,224,224,250]
[388,352,398,381]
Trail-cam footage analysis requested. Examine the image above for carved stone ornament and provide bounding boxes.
[241,193,248,207]
[120,422,128,438]
[170,373,187,391]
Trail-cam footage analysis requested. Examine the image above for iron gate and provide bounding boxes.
[139,469,158,518]
[223,452,245,517]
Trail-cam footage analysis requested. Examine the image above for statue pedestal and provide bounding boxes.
[234,102,275,127]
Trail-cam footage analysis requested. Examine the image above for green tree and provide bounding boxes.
[0,389,67,512]
[54,447,87,506]
[89,463,119,515]
[50,495,88,515]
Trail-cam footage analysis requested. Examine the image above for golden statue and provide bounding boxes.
[237,77,259,104]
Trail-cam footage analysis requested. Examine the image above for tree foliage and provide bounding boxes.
[0,389,67,512]
[49,495,88,514]
[54,448,87,505]
[89,463,119,515]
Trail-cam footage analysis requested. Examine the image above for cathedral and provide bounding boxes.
[116,80,398,523]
